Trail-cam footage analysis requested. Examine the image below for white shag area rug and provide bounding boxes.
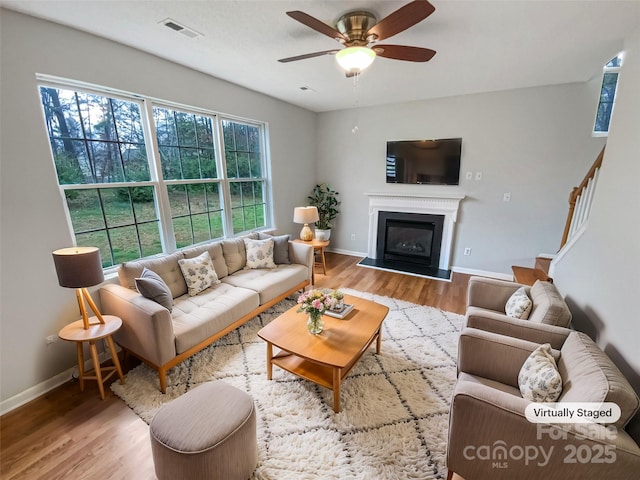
[111,288,463,480]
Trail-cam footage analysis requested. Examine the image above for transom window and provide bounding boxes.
[593,53,623,136]
[39,79,271,268]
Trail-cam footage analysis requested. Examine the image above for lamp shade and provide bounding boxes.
[335,46,376,73]
[52,246,104,288]
[293,206,319,224]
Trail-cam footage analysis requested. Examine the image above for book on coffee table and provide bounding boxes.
[324,303,354,319]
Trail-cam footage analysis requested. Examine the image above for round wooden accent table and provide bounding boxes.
[58,315,125,399]
[293,238,330,282]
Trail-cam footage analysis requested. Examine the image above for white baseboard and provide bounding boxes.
[451,266,513,281]
[0,349,113,416]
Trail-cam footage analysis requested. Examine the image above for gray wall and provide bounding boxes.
[551,27,640,380]
[0,9,317,403]
[316,84,606,276]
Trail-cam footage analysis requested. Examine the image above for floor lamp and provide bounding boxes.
[52,246,105,329]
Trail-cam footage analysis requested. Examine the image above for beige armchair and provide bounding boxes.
[465,276,572,349]
[447,327,640,479]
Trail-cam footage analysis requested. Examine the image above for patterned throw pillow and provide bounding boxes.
[258,232,291,264]
[518,344,563,402]
[505,287,533,319]
[135,268,173,312]
[244,238,276,269]
[178,251,220,296]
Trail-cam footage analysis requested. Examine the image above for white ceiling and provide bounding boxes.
[2,1,639,112]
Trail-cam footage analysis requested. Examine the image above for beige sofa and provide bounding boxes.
[100,234,313,392]
[447,327,640,479]
[465,276,573,348]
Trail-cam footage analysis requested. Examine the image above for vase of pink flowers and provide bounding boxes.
[297,289,338,335]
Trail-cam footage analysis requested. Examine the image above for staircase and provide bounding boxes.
[512,146,605,285]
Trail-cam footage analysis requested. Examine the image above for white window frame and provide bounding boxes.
[592,53,623,137]
[37,75,273,270]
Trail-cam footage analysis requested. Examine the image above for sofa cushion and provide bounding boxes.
[171,284,260,354]
[518,343,562,402]
[119,251,187,299]
[178,251,220,296]
[528,281,572,326]
[135,268,173,312]
[221,264,308,304]
[244,237,276,269]
[505,287,532,319]
[258,232,291,264]
[558,332,640,428]
[222,233,258,274]
[182,241,229,279]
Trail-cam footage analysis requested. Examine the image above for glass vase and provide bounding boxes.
[307,313,324,335]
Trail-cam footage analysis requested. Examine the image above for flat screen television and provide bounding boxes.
[386,138,462,185]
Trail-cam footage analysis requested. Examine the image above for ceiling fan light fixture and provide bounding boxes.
[335,46,376,73]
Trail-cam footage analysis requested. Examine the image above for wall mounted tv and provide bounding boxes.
[386,138,462,185]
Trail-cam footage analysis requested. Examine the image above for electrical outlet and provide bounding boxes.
[475,171,483,181]
[351,234,356,241]
[46,335,58,345]
[465,171,473,180]
[464,247,472,256]
[503,193,511,202]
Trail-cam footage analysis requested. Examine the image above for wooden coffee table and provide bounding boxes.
[257,294,389,412]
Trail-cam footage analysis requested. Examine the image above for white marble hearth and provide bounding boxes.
[365,192,465,271]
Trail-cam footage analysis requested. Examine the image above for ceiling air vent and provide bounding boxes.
[160,18,202,39]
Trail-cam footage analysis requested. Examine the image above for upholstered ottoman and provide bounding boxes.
[150,381,257,480]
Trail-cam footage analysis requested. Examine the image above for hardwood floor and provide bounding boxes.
[0,253,470,479]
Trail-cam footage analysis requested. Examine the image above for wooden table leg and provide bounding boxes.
[376,328,382,354]
[333,368,341,412]
[105,335,125,385]
[76,342,85,392]
[320,247,327,275]
[266,342,273,380]
[89,340,105,400]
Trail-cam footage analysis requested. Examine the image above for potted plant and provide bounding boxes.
[308,183,340,241]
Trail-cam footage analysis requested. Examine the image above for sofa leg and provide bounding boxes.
[158,369,167,394]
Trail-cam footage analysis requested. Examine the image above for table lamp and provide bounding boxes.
[293,206,319,241]
[52,246,105,330]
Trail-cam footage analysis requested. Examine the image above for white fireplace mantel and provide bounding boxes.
[365,192,465,270]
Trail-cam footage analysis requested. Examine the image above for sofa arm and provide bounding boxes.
[100,284,176,367]
[448,380,640,479]
[458,328,559,387]
[467,276,525,311]
[465,307,572,350]
[289,241,313,284]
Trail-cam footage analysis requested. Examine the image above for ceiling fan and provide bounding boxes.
[278,0,437,75]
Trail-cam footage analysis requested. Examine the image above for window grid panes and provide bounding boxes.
[593,54,623,134]
[222,119,267,234]
[39,83,271,268]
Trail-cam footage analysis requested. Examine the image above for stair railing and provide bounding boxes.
[560,146,605,249]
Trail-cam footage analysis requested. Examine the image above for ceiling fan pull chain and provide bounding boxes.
[352,72,360,134]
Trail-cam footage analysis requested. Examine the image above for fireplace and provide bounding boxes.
[377,211,444,269]
[360,192,464,280]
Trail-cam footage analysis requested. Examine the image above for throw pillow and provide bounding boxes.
[505,287,533,319]
[518,343,563,402]
[135,268,173,312]
[244,237,276,269]
[178,251,220,296]
[258,232,291,264]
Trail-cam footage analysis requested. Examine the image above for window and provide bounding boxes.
[39,81,270,268]
[593,54,623,135]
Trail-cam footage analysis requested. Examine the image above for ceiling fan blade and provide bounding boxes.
[278,50,340,63]
[286,11,348,42]
[366,0,435,41]
[373,45,436,62]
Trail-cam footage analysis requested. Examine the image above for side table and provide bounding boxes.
[58,315,125,399]
[293,238,330,283]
